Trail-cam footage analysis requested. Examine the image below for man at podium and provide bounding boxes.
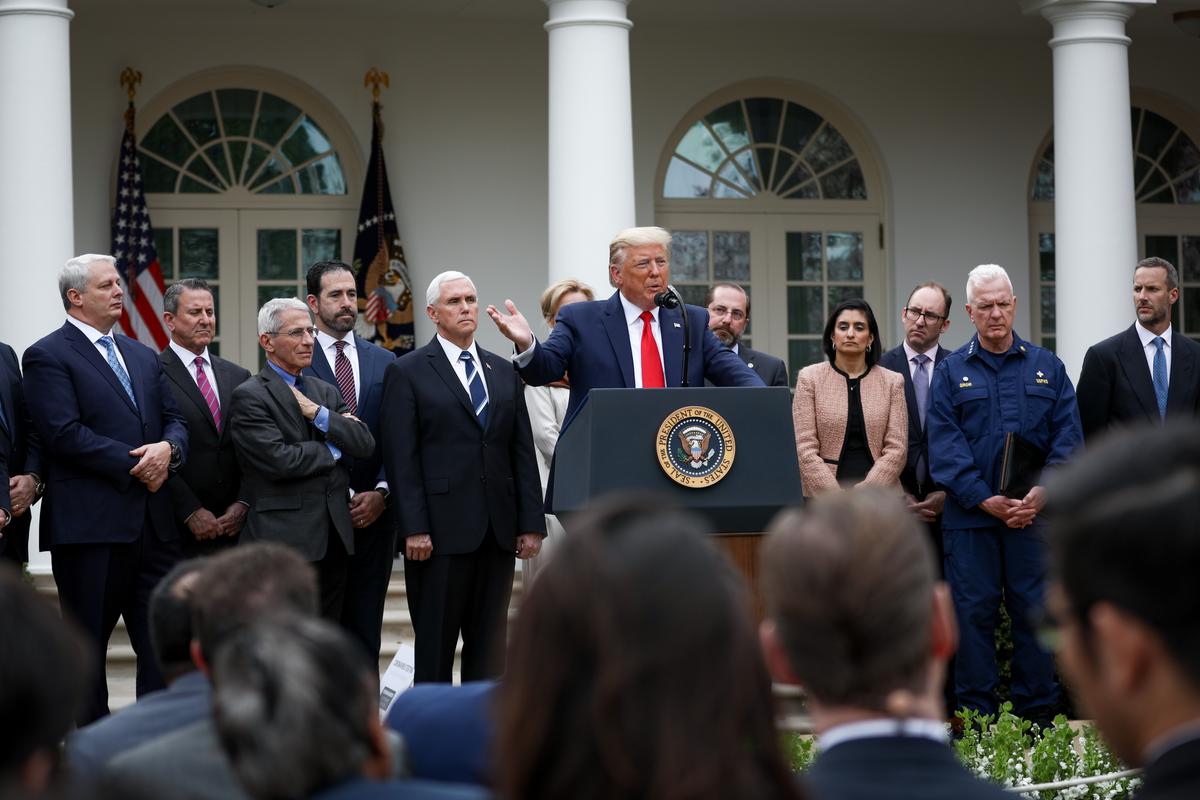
[486,226,763,434]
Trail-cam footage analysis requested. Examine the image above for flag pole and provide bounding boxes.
[363,68,390,257]
[119,67,142,302]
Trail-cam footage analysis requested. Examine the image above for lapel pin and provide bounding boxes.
[485,361,493,370]
[673,322,682,328]
[748,362,756,368]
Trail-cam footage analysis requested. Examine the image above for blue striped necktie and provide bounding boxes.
[459,351,489,428]
[98,336,137,408]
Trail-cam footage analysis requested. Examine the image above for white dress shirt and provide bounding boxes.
[167,340,220,403]
[1135,321,1172,384]
[436,334,489,401]
[66,316,131,375]
[315,329,360,405]
[901,340,938,389]
[618,293,665,389]
[819,718,949,753]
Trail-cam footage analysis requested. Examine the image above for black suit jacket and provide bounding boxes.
[381,337,544,556]
[737,344,789,387]
[229,366,375,561]
[0,343,42,562]
[1077,325,1200,441]
[878,343,949,497]
[804,736,1012,800]
[1138,735,1200,800]
[159,348,251,535]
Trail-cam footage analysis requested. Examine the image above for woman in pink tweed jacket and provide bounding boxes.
[793,299,908,496]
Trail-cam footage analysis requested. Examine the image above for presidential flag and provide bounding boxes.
[352,101,415,354]
[112,103,169,349]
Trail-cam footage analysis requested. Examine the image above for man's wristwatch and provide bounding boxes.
[373,487,390,505]
[168,441,183,471]
[29,473,44,499]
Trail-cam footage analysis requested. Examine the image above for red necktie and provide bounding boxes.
[639,311,665,388]
[193,356,222,431]
[334,340,358,415]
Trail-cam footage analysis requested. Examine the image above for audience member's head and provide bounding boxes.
[212,615,390,800]
[1045,422,1200,766]
[148,559,206,683]
[0,565,89,795]
[761,488,956,726]
[190,542,319,669]
[539,278,593,329]
[496,494,802,800]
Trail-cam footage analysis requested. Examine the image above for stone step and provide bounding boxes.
[31,564,524,710]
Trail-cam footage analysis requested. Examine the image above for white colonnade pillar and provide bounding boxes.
[545,0,636,295]
[1024,0,1153,379]
[0,0,74,572]
[0,0,75,351]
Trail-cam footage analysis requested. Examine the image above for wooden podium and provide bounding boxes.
[551,387,803,611]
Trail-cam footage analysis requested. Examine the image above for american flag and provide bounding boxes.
[112,107,169,349]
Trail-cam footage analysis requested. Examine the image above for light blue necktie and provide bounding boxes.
[459,351,489,428]
[1153,336,1168,420]
[98,336,137,408]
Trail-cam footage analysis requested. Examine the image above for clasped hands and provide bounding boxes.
[129,441,172,492]
[404,532,543,562]
[979,486,1045,529]
[289,385,362,425]
[187,502,249,540]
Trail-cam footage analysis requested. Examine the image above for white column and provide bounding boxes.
[545,0,636,295]
[1024,0,1153,379]
[0,0,74,573]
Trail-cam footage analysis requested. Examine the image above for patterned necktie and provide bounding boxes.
[912,354,931,484]
[639,311,665,388]
[1153,336,1168,419]
[193,356,222,431]
[459,351,489,428]
[334,340,357,415]
[98,336,137,408]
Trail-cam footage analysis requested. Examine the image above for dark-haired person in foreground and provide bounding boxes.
[68,559,209,778]
[103,543,320,800]
[1045,422,1200,800]
[0,565,88,798]
[495,496,803,800]
[761,488,1010,800]
[214,615,486,800]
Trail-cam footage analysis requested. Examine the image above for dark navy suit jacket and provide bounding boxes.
[22,321,188,549]
[314,777,490,800]
[878,343,949,497]
[0,342,42,561]
[519,292,764,431]
[804,736,1012,800]
[303,333,395,493]
[385,681,496,785]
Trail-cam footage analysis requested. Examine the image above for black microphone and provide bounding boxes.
[654,285,690,386]
[654,289,680,309]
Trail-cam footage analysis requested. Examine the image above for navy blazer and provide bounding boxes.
[804,736,1012,800]
[22,322,188,549]
[1076,324,1200,442]
[385,681,496,785]
[1137,735,1200,800]
[0,342,42,562]
[878,343,949,497]
[302,333,396,492]
[519,292,764,430]
[381,338,544,555]
[314,778,490,800]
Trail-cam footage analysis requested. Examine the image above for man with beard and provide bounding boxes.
[704,283,788,387]
[159,279,251,556]
[1076,257,1200,441]
[303,260,397,660]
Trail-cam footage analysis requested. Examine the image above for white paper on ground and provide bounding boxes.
[378,643,416,717]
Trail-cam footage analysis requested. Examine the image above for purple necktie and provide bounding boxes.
[194,356,221,431]
[334,340,357,415]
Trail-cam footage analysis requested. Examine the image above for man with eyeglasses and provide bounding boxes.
[1043,423,1200,800]
[704,283,788,387]
[229,297,375,621]
[927,264,1082,728]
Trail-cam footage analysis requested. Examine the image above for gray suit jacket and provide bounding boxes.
[229,366,375,561]
[103,718,247,800]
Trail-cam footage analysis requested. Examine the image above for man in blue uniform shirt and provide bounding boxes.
[928,264,1082,724]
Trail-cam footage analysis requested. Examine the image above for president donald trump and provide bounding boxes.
[487,226,762,428]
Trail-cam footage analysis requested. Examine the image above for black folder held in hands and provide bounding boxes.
[997,432,1047,499]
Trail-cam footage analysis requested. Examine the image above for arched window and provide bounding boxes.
[131,69,361,368]
[1029,103,1200,351]
[656,82,885,381]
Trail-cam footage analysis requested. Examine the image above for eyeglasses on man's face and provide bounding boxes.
[268,326,318,339]
[903,306,946,324]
